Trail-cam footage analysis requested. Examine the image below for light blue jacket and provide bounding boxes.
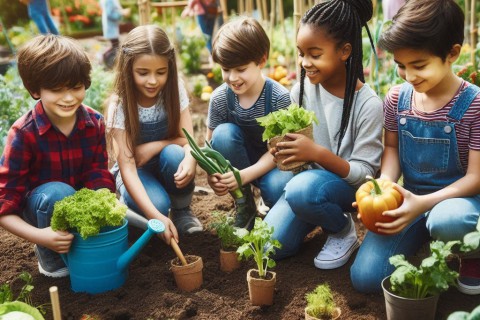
[100,0,123,40]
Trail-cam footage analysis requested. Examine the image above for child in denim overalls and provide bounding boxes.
[351,0,480,295]
[206,17,293,230]
[265,0,383,270]
[106,25,203,245]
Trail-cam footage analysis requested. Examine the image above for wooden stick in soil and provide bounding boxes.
[49,286,62,320]
[171,240,188,266]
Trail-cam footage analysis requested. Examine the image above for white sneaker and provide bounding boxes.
[314,214,360,269]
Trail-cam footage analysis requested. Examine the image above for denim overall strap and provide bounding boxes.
[225,79,273,162]
[447,84,480,121]
[397,83,475,195]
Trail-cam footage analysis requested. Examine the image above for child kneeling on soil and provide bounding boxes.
[0,35,115,278]
[106,25,203,245]
[350,0,480,295]
[264,0,383,269]
[206,16,293,230]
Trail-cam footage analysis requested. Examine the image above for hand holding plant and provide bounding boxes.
[51,188,127,239]
[235,218,281,278]
[182,128,243,200]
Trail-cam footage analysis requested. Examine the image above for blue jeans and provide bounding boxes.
[23,182,76,228]
[28,0,59,35]
[264,169,356,259]
[211,123,293,208]
[119,144,194,216]
[23,182,75,265]
[196,13,223,53]
[350,196,480,293]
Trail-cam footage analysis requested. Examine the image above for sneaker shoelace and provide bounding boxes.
[321,236,346,254]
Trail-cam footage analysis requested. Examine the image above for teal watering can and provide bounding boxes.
[62,219,164,294]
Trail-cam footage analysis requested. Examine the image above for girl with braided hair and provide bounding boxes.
[264,0,383,269]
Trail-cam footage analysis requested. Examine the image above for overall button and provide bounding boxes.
[399,118,407,125]
[444,126,452,133]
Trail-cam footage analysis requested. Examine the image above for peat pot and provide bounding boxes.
[62,219,165,294]
[219,249,241,273]
[268,125,313,172]
[170,255,204,292]
[382,276,439,320]
[304,307,342,320]
[246,269,276,306]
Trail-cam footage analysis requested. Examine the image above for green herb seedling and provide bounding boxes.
[235,218,281,278]
[209,212,245,251]
[256,103,319,141]
[305,284,337,319]
[389,240,460,299]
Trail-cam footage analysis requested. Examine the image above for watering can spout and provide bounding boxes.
[117,219,165,271]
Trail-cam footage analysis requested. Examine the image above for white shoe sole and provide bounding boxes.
[457,279,480,295]
[38,262,69,278]
[314,239,360,270]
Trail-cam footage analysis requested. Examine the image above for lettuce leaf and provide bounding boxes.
[0,301,44,320]
[51,188,127,239]
[256,104,319,141]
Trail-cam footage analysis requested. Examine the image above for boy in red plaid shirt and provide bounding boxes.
[0,35,115,278]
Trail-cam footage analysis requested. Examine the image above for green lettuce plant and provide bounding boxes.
[235,218,281,278]
[256,103,318,141]
[51,188,127,239]
[388,240,460,299]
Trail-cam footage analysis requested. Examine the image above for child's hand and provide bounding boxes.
[41,227,74,254]
[207,173,229,196]
[215,171,239,191]
[174,157,196,188]
[274,133,316,165]
[268,146,278,162]
[158,216,179,244]
[374,184,429,234]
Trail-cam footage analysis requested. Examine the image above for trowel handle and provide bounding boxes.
[171,240,188,266]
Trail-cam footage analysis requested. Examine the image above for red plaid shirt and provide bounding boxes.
[0,101,115,216]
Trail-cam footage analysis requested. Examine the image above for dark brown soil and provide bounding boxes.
[0,89,478,320]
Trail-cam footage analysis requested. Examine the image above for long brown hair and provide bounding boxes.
[108,25,180,157]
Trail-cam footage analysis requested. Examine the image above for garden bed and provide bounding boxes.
[0,66,478,320]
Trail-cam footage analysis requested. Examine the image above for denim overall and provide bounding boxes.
[114,106,194,216]
[397,83,479,194]
[225,78,273,163]
[350,82,480,293]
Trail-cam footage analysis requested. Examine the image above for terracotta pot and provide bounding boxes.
[170,255,203,292]
[246,269,276,306]
[382,276,439,320]
[268,125,313,172]
[219,249,241,273]
[304,307,341,320]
